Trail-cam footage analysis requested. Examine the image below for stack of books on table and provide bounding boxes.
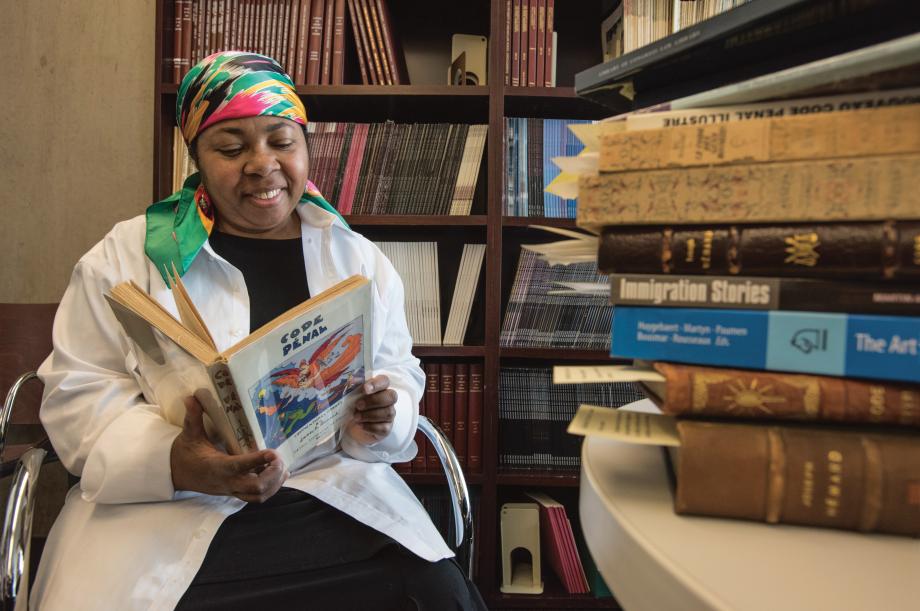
[560,87,920,537]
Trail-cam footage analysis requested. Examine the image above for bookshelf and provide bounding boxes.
[153,0,615,606]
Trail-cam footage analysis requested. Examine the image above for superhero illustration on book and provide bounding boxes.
[249,315,366,449]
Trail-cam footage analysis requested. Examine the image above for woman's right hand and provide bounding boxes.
[170,396,288,503]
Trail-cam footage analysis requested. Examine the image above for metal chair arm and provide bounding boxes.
[0,447,47,611]
[416,415,474,579]
[0,373,40,459]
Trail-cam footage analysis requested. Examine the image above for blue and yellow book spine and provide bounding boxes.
[610,307,920,383]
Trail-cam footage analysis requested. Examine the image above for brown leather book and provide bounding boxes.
[511,0,521,87]
[526,0,537,87]
[412,389,426,472]
[644,362,920,427]
[543,0,553,87]
[172,0,184,83]
[424,363,440,472]
[320,0,334,84]
[180,0,193,80]
[366,0,392,85]
[674,420,920,536]
[504,0,512,85]
[439,364,455,461]
[294,0,312,84]
[468,362,483,474]
[306,0,324,85]
[373,0,408,84]
[518,0,527,86]
[577,155,920,229]
[535,0,545,89]
[597,221,920,281]
[454,363,469,469]
[331,0,346,84]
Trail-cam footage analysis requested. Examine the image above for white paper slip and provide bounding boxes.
[567,404,680,447]
[553,365,665,385]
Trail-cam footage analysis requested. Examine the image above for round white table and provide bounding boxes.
[579,400,920,611]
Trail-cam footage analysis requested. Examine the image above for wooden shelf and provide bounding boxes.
[412,346,486,358]
[346,215,488,227]
[500,348,616,361]
[504,86,578,98]
[160,84,489,97]
[503,85,611,119]
[402,473,484,486]
[502,217,577,228]
[497,472,580,487]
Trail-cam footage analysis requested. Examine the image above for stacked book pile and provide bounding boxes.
[167,0,407,85]
[561,88,920,536]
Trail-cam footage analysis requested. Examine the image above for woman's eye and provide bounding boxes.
[219,148,242,157]
[273,140,295,149]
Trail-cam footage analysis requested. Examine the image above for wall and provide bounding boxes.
[0,0,155,302]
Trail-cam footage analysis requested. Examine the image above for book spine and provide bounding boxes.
[543,0,553,87]
[468,362,483,474]
[511,0,521,87]
[535,0,545,89]
[454,363,469,469]
[526,0,537,86]
[611,306,920,384]
[207,362,259,453]
[359,0,386,85]
[412,382,427,472]
[352,0,378,84]
[374,0,405,84]
[293,0,310,83]
[609,273,920,316]
[331,0,346,84]
[181,0,194,79]
[306,0,324,85]
[366,0,392,85]
[518,0,527,86]
[286,0,300,77]
[579,155,920,228]
[439,366,455,454]
[655,361,920,427]
[346,0,369,84]
[321,0,334,84]
[675,420,920,535]
[598,221,920,281]
[600,106,920,172]
[425,363,440,471]
[504,0,511,86]
[172,0,184,83]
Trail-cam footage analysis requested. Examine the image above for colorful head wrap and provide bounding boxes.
[145,52,346,283]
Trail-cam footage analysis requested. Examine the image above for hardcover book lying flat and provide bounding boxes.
[104,273,372,469]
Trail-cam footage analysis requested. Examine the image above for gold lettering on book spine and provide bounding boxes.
[859,438,883,532]
[765,428,786,523]
[784,232,820,267]
[824,450,844,518]
[691,372,819,418]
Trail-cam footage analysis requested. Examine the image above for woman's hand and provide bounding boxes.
[170,396,288,503]
[345,375,398,446]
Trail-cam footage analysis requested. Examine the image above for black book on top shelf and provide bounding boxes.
[575,0,920,111]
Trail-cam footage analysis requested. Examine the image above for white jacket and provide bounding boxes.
[33,203,452,610]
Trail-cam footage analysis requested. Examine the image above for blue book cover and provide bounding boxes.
[610,307,920,383]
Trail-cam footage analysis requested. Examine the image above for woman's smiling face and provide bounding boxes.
[195,115,309,239]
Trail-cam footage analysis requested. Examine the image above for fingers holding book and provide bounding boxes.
[347,374,397,445]
[170,396,289,503]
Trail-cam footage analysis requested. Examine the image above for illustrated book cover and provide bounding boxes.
[104,273,372,468]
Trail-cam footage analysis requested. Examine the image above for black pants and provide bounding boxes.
[176,488,486,611]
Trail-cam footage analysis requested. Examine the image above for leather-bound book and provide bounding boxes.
[424,363,440,472]
[306,0,324,85]
[373,0,408,84]
[358,0,386,85]
[331,0,346,84]
[454,363,469,469]
[644,362,920,427]
[439,363,455,458]
[674,420,920,536]
[321,0,334,84]
[511,0,521,87]
[597,221,920,281]
[468,362,483,474]
[345,0,369,84]
[412,387,427,472]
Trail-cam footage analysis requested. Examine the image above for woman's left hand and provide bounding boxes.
[346,374,397,446]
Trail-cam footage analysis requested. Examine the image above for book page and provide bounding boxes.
[553,364,665,384]
[225,279,373,469]
[567,404,680,447]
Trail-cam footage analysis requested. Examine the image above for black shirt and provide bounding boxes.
[208,230,311,331]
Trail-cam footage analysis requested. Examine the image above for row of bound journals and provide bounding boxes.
[394,362,483,475]
[168,0,407,85]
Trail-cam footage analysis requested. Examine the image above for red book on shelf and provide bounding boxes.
[468,362,483,474]
[373,0,408,84]
[294,0,312,83]
[172,0,183,83]
[181,0,193,79]
[285,0,299,77]
[306,0,324,84]
[356,0,382,84]
[535,0,545,88]
[424,363,440,472]
[321,0,335,84]
[527,0,537,86]
[544,0,554,87]
[511,0,521,86]
[364,0,391,84]
[453,363,469,469]
[346,0,370,83]
[331,0,346,84]
[518,0,527,86]
[504,0,512,85]
[338,123,368,213]
[412,386,427,472]
[527,492,590,594]
[439,364,455,460]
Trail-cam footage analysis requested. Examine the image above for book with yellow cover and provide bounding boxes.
[104,273,372,468]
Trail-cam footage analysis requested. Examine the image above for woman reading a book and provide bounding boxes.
[34,52,485,610]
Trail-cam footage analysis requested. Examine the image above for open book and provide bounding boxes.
[104,273,372,468]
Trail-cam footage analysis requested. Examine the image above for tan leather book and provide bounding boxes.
[600,105,920,172]
[674,420,920,536]
[645,362,920,427]
[577,154,920,229]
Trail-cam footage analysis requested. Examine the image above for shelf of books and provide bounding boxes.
[153,0,650,607]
